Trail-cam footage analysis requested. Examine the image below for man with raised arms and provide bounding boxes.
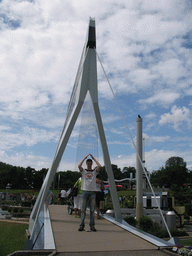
[78,153,101,232]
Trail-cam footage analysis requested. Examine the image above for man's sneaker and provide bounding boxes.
[78,226,84,231]
[90,226,97,232]
[74,215,77,218]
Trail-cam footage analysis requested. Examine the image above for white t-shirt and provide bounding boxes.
[60,190,66,198]
[81,169,98,191]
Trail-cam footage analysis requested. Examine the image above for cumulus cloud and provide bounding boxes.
[0,0,192,173]
[128,69,157,89]
[138,91,180,107]
[145,112,157,119]
[1,0,191,115]
[153,58,188,86]
[108,148,184,172]
[145,149,178,171]
[159,105,191,131]
[143,133,170,144]
[0,125,59,150]
[0,150,52,170]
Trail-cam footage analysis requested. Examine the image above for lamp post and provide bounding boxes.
[6,183,11,201]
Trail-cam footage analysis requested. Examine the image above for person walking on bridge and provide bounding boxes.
[78,153,101,232]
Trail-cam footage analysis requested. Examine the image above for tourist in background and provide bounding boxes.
[74,178,82,218]
[60,189,66,205]
[96,174,104,219]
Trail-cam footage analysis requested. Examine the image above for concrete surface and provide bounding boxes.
[48,205,171,255]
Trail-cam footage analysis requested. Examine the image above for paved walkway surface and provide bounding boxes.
[55,251,172,256]
[49,205,171,256]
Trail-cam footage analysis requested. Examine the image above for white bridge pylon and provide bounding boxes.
[28,17,122,249]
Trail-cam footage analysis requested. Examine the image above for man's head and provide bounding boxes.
[86,158,93,169]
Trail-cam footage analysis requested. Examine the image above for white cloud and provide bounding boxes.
[0,125,11,131]
[154,58,188,85]
[0,150,51,170]
[0,0,191,116]
[151,135,170,143]
[108,148,184,172]
[0,126,59,150]
[1,146,191,173]
[145,112,157,119]
[159,105,191,131]
[108,140,129,146]
[186,87,192,96]
[143,134,170,144]
[136,15,186,44]
[145,149,178,170]
[138,91,180,107]
[110,128,125,135]
[129,69,157,88]
[0,0,192,176]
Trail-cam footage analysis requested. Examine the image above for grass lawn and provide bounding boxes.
[1,189,60,197]
[117,190,136,197]
[1,189,135,200]
[180,239,192,247]
[1,189,38,193]
[0,221,28,256]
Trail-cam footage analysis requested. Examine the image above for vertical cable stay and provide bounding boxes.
[95,49,172,239]
[75,91,99,171]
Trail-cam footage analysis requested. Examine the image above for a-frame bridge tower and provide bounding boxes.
[26,17,122,249]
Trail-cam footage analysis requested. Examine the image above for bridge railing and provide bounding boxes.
[25,191,55,250]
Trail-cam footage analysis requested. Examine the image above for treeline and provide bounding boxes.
[0,162,136,190]
[0,162,48,189]
[0,156,191,192]
[0,162,82,190]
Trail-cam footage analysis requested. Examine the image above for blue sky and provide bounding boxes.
[0,0,192,173]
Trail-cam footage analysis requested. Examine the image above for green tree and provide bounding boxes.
[122,166,136,179]
[150,157,189,188]
[25,166,36,189]
[112,164,122,179]
[9,166,26,189]
[33,168,48,189]
[165,156,186,168]
[0,162,15,189]
[0,170,10,189]
[98,164,123,181]
[99,166,108,181]
[57,171,81,190]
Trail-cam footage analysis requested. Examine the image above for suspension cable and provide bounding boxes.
[95,49,172,239]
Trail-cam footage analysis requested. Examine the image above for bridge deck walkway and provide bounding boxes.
[49,205,171,255]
